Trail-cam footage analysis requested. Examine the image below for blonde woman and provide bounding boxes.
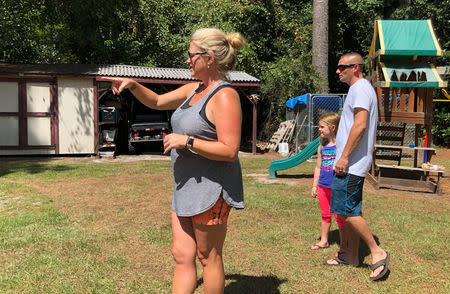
[101,28,245,293]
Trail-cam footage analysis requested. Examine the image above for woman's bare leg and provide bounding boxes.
[171,211,198,294]
[193,222,227,294]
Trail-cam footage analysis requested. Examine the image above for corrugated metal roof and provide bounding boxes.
[0,64,99,75]
[98,65,193,80]
[98,64,260,83]
[0,63,260,84]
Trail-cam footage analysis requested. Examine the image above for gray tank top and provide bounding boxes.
[170,81,244,216]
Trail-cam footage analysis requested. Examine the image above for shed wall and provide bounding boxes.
[0,117,19,146]
[0,82,19,147]
[0,80,56,155]
[0,82,18,111]
[58,78,95,154]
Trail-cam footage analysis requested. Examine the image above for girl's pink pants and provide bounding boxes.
[318,185,347,227]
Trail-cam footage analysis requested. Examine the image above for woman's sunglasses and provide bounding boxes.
[188,51,208,61]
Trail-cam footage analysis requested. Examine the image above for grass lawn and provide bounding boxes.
[0,152,448,293]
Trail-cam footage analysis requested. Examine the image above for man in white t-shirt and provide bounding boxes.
[324,53,390,281]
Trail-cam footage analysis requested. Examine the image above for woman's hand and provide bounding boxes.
[99,77,137,95]
[163,134,189,154]
[311,186,318,198]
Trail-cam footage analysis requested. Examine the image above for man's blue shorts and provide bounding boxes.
[330,173,365,216]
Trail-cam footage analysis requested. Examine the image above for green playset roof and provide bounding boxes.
[368,20,446,88]
[369,19,442,57]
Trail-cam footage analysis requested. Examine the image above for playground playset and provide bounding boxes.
[269,20,447,194]
[366,19,446,194]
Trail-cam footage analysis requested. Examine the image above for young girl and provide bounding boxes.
[310,113,347,250]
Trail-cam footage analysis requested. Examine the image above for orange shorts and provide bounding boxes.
[192,197,232,226]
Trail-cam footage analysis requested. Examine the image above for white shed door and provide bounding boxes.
[27,83,52,146]
[0,82,19,146]
[58,78,94,154]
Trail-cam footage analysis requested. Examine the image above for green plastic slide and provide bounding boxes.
[269,137,320,178]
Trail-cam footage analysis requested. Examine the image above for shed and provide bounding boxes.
[0,64,260,156]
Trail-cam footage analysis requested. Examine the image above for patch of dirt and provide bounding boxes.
[431,147,450,162]
[246,173,302,186]
[0,196,20,210]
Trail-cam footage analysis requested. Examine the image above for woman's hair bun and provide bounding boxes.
[226,33,245,50]
[191,28,245,78]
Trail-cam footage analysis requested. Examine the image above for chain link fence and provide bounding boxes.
[286,93,346,152]
[377,93,421,147]
[376,122,417,145]
[285,93,420,154]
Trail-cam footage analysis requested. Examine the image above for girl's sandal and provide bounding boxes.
[310,243,329,250]
[323,257,349,266]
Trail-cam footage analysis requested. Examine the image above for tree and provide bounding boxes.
[0,0,57,63]
[312,0,329,93]
[1,0,448,143]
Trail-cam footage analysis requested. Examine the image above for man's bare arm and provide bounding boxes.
[334,108,368,174]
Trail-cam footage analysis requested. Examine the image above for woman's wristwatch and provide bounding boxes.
[185,136,194,149]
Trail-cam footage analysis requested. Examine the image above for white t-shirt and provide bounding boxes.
[335,78,378,177]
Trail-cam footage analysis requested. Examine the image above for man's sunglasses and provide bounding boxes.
[188,51,208,60]
[337,64,363,71]
[337,64,356,71]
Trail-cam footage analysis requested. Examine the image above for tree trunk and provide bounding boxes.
[312,0,329,93]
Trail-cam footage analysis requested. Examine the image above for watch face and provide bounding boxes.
[187,137,194,147]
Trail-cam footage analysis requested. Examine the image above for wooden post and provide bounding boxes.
[383,88,390,120]
[252,98,257,155]
[414,124,421,167]
[425,88,433,162]
[392,88,398,112]
[246,94,259,155]
[377,87,383,115]
[18,81,27,146]
[50,79,59,154]
[408,88,415,112]
[93,79,99,154]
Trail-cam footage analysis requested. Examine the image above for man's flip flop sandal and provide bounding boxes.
[323,257,349,266]
[370,252,390,281]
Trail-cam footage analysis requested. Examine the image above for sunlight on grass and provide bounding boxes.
[0,155,448,293]
[140,224,172,247]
